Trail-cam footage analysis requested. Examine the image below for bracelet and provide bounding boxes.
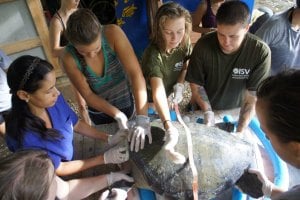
[163,120,171,128]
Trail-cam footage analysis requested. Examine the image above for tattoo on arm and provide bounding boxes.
[237,91,257,132]
[197,86,212,111]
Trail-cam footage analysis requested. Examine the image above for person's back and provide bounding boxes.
[255,3,300,75]
[49,0,80,58]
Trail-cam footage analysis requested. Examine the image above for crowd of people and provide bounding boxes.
[0,0,300,199]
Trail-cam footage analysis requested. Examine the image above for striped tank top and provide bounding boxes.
[66,31,132,111]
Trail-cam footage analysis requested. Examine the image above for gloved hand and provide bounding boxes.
[108,129,128,146]
[248,168,274,198]
[114,112,128,130]
[99,188,127,200]
[204,111,215,126]
[164,126,179,150]
[164,126,186,164]
[172,83,184,104]
[128,115,152,152]
[99,188,128,200]
[234,128,251,140]
[106,172,134,187]
[104,143,129,164]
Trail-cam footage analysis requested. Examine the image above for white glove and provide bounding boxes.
[108,129,128,146]
[104,143,129,164]
[204,111,215,126]
[164,126,179,150]
[114,112,128,130]
[99,188,128,200]
[248,168,274,198]
[128,115,152,152]
[172,83,184,104]
[106,172,134,187]
[164,126,186,164]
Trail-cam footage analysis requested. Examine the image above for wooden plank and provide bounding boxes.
[82,136,97,177]
[0,0,15,4]
[72,132,84,179]
[26,0,62,76]
[0,38,41,55]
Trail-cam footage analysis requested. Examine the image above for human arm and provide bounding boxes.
[236,90,257,133]
[62,50,126,126]
[177,58,189,84]
[190,83,214,126]
[72,85,91,125]
[173,57,189,104]
[105,25,150,148]
[49,16,65,58]
[106,25,148,116]
[151,77,173,129]
[55,155,104,176]
[73,120,108,141]
[55,143,128,176]
[150,77,185,163]
[76,122,128,147]
[236,40,270,133]
[56,172,133,200]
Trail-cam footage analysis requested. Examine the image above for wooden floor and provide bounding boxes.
[68,124,121,200]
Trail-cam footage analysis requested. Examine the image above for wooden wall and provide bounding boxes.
[0,0,62,76]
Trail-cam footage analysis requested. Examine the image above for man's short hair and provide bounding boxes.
[216,1,250,27]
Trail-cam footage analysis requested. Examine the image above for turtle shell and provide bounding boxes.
[130,122,255,199]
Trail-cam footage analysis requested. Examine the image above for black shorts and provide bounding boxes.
[0,110,10,124]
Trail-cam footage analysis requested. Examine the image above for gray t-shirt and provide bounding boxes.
[255,8,300,75]
[0,50,11,112]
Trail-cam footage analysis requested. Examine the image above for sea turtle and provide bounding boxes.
[129,121,258,199]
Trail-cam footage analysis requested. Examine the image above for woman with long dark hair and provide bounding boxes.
[5,55,129,176]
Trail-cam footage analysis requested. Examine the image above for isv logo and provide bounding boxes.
[174,61,183,71]
[232,68,250,79]
[233,68,250,75]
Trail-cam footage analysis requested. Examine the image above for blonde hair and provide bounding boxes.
[151,2,192,51]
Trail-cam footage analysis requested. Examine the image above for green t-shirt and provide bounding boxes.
[142,43,192,101]
[186,32,271,110]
